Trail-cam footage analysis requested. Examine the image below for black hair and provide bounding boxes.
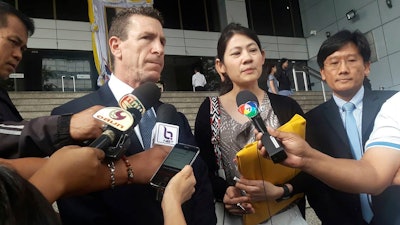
[0,1,35,36]
[0,165,61,225]
[216,23,262,94]
[317,29,370,69]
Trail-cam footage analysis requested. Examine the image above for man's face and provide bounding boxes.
[320,42,370,101]
[0,14,28,80]
[109,15,165,87]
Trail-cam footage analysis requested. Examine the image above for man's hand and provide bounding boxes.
[256,127,314,169]
[70,105,105,141]
[29,145,105,202]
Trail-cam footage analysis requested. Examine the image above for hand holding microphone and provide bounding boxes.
[90,82,161,160]
[236,90,287,163]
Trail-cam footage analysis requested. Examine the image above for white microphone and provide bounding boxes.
[90,107,135,159]
[151,104,179,147]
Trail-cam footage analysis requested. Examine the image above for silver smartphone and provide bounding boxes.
[150,143,200,189]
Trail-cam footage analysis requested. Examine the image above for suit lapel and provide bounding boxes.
[322,99,349,145]
[361,91,378,144]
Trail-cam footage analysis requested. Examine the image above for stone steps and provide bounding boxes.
[9,91,330,129]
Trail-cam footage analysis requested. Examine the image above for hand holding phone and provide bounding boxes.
[150,143,200,189]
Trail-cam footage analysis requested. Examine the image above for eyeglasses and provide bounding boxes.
[323,57,362,70]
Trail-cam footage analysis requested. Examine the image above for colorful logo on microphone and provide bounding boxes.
[237,101,258,118]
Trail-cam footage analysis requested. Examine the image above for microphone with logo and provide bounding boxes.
[236,90,287,163]
[90,82,162,160]
[118,82,162,118]
[90,107,135,160]
[151,103,180,147]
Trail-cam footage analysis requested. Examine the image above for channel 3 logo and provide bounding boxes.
[237,101,258,118]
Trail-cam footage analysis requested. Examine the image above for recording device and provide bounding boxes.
[90,107,135,160]
[150,143,199,189]
[151,104,180,147]
[90,82,161,160]
[236,90,287,163]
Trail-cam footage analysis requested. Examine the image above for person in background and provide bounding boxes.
[0,1,104,158]
[51,7,215,225]
[276,58,293,96]
[266,63,279,94]
[194,23,307,224]
[192,66,207,91]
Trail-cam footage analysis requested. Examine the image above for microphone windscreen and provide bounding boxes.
[236,90,259,107]
[126,108,142,127]
[133,82,161,109]
[156,103,178,125]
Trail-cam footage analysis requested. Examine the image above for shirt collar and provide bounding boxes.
[333,86,364,111]
[108,74,134,102]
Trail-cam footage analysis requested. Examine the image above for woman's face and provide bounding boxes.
[216,34,265,87]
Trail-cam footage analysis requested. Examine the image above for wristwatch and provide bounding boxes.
[276,184,292,202]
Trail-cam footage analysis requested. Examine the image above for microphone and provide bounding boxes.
[236,90,287,163]
[151,104,180,147]
[90,82,162,160]
[90,107,135,159]
[118,82,161,116]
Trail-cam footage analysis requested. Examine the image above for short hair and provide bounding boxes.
[0,165,61,225]
[108,6,164,41]
[216,23,262,94]
[317,30,370,69]
[0,1,35,36]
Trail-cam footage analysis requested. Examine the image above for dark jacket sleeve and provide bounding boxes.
[194,97,229,201]
[0,115,74,158]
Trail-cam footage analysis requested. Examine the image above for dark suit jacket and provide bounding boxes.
[51,84,216,225]
[305,89,398,225]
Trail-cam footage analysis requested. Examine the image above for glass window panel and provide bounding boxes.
[205,0,220,32]
[154,0,181,29]
[246,0,273,35]
[181,0,207,31]
[56,0,89,22]
[19,0,54,19]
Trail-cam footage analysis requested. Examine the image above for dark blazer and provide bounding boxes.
[305,89,398,225]
[51,84,216,225]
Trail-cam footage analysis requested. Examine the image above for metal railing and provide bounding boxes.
[291,65,328,102]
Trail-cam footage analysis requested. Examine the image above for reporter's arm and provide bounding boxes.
[162,165,195,225]
[264,128,400,195]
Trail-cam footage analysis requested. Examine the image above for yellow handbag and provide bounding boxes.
[236,114,306,225]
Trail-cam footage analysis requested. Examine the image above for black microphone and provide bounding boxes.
[236,90,287,163]
[118,82,161,116]
[151,104,180,147]
[90,82,162,160]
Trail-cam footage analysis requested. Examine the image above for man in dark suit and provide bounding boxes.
[51,7,216,225]
[304,30,398,225]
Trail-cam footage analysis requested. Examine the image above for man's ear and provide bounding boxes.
[320,69,326,81]
[109,36,122,59]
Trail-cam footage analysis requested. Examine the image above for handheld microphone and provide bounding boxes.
[118,82,161,116]
[236,90,287,163]
[90,107,134,159]
[151,104,180,147]
[90,82,161,160]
